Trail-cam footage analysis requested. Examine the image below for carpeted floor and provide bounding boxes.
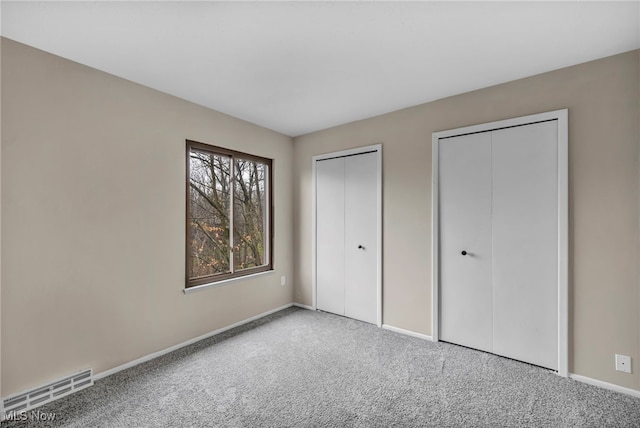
[3,307,640,427]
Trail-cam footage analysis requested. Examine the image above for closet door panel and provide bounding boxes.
[439,132,494,353]
[344,152,378,324]
[316,157,346,316]
[492,121,558,370]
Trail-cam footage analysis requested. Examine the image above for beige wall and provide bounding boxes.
[1,38,294,396]
[2,36,638,398]
[294,50,640,391]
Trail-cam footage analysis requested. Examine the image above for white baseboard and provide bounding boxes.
[569,373,640,399]
[293,303,315,310]
[382,324,433,341]
[94,303,293,381]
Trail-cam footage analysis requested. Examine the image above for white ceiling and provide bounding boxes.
[2,1,639,137]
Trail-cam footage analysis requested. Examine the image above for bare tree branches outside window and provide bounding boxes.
[186,141,272,287]
[233,159,266,271]
[189,151,231,277]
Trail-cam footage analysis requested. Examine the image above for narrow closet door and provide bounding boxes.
[316,157,345,316]
[492,121,558,370]
[439,132,494,353]
[344,152,378,324]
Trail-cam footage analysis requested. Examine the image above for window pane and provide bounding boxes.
[233,158,267,271]
[189,150,231,278]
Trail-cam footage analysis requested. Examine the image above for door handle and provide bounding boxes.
[358,245,365,250]
[461,250,468,256]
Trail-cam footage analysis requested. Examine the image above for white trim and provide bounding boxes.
[382,324,434,341]
[375,145,383,328]
[312,144,383,328]
[431,136,440,343]
[293,303,315,310]
[313,144,381,161]
[432,109,568,139]
[569,373,640,399]
[431,109,569,376]
[311,155,318,311]
[94,303,293,381]
[183,269,275,294]
[556,109,569,377]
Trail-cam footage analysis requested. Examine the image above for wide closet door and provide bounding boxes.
[439,120,559,370]
[316,151,378,325]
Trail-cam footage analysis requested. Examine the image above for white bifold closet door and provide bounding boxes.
[316,157,346,317]
[316,152,377,325]
[439,132,494,354]
[440,120,558,370]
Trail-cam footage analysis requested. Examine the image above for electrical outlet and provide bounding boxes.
[615,354,632,373]
[280,276,286,286]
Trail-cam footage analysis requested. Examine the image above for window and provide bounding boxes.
[186,140,273,288]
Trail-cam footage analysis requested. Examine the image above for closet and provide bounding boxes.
[433,111,567,372]
[315,146,381,326]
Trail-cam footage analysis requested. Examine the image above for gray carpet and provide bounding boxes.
[2,307,639,427]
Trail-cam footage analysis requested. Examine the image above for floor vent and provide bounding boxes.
[2,369,93,419]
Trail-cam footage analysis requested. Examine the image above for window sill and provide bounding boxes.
[183,269,275,294]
